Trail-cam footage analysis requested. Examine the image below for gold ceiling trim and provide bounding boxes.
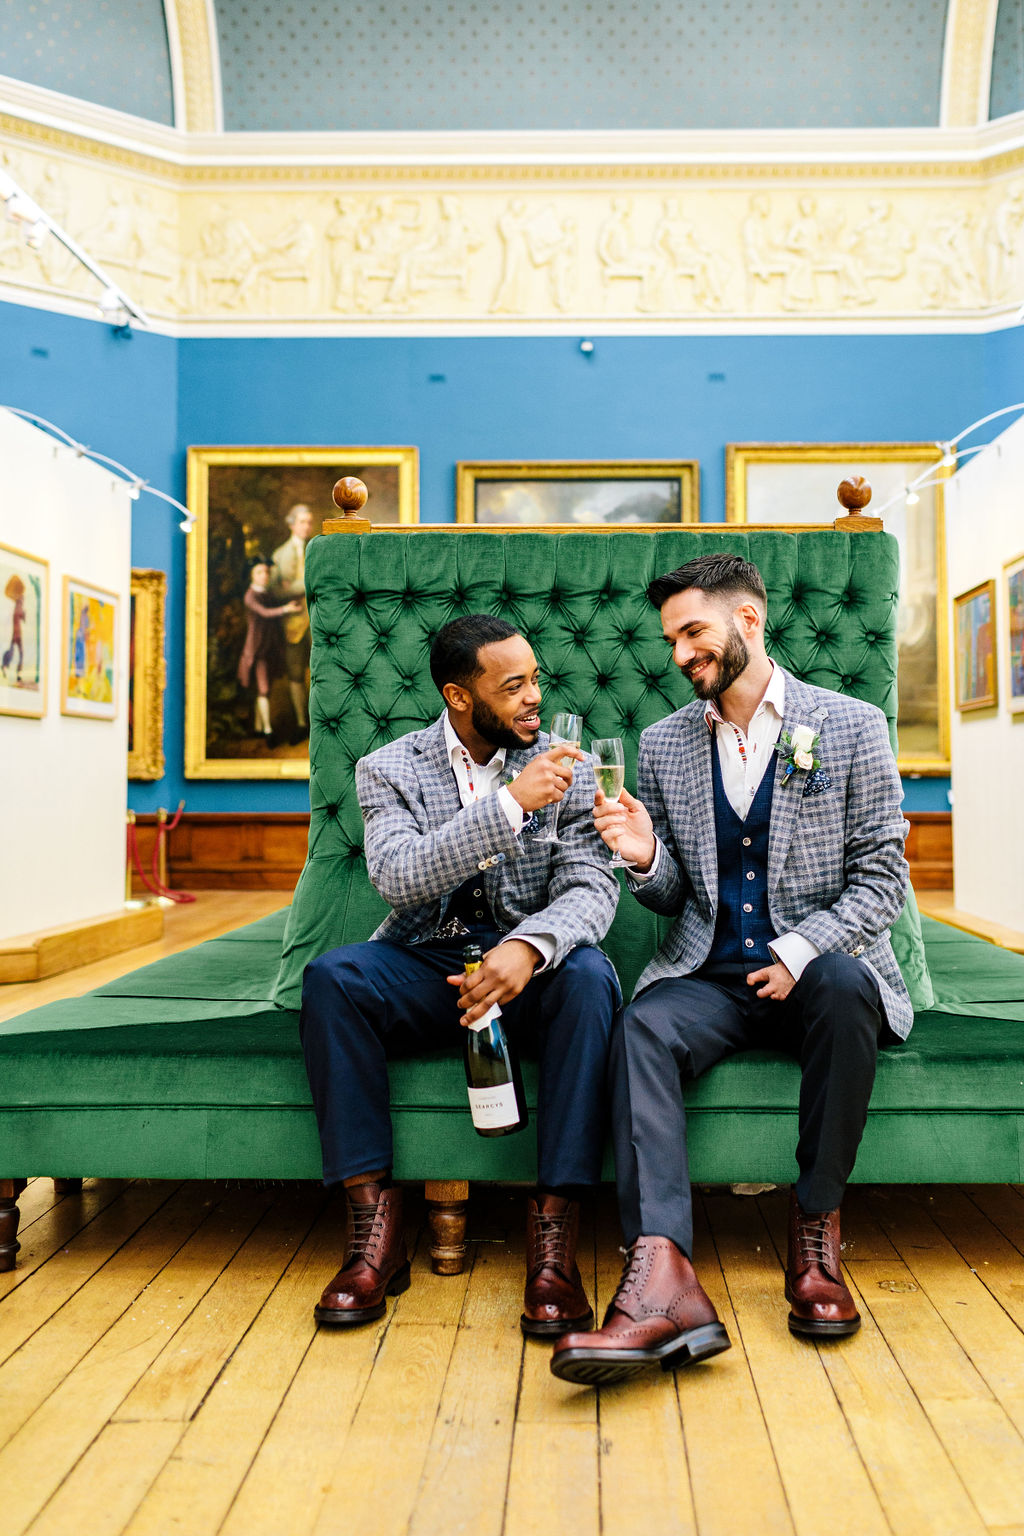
[941,0,999,128]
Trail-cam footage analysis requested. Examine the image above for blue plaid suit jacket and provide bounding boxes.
[356,715,619,968]
[628,670,913,1039]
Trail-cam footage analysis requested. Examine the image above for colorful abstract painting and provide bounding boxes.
[954,580,997,713]
[1006,554,1024,714]
[62,576,118,721]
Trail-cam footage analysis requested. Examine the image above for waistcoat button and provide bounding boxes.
[742,837,752,847]
[744,938,754,948]
[743,902,753,913]
[746,871,755,881]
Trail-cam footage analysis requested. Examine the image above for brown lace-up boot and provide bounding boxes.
[521,1193,594,1338]
[314,1182,411,1327]
[550,1236,730,1385]
[785,1190,860,1337]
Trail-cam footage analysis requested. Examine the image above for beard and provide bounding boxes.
[685,622,750,701]
[470,697,538,751]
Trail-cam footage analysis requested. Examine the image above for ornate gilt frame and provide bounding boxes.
[954,579,998,713]
[456,460,700,526]
[726,442,951,775]
[128,568,167,781]
[186,445,418,780]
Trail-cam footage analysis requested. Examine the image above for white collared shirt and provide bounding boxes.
[442,714,555,970]
[634,663,819,982]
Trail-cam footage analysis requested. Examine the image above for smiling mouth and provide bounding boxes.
[516,714,541,731]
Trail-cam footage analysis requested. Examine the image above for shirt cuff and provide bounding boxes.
[767,932,821,983]
[627,838,662,883]
[497,784,524,833]
[499,932,556,973]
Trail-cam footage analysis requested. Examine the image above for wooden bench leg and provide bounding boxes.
[424,1180,469,1275]
[53,1178,83,1194]
[0,1180,28,1272]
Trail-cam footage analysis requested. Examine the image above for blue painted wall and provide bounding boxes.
[215,0,948,131]
[0,0,174,124]
[8,299,1013,819]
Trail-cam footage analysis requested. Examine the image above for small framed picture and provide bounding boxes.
[0,541,48,719]
[128,569,167,779]
[456,460,699,526]
[1005,552,1024,715]
[953,579,997,713]
[61,575,119,721]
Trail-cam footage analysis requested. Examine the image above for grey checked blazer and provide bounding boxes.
[356,715,619,968]
[629,670,913,1039]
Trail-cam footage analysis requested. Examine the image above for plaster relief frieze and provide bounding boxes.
[5,120,1024,328]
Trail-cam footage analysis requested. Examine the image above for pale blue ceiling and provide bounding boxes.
[990,0,1024,119]
[0,0,174,124]
[213,0,949,131]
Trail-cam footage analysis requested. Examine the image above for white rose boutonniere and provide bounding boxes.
[775,725,822,784]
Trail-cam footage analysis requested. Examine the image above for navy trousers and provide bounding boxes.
[611,953,887,1257]
[300,931,620,1189]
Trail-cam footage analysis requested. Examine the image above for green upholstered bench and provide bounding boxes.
[3,526,1022,1274]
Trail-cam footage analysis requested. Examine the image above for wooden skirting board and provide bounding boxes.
[0,903,165,985]
[131,810,953,893]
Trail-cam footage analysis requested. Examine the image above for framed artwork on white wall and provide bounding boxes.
[0,541,48,719]
[1005,552,1024,715]
[953,579,997,713]
[61,575,119,721]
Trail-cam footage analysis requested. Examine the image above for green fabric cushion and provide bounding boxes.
[273,527,929,1010]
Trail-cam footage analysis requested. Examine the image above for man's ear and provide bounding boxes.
[442,681,472,714]
[736,600,764,638]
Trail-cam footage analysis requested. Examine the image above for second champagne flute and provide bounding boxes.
[591,736,636,869]
[532,711,582,846]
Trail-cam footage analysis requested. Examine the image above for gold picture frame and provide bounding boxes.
[128,568,167,780]
[954,579,998,712]
[0,540,48,720]
[1005,551,1024,716]
[456,460,699,526]
[186,445,419,780]
[726,442,950,774]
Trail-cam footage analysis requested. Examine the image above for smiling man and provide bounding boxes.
[300,614,620,1335]
[551,553,911,1385]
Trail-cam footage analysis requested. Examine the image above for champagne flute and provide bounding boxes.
[532,711,582,846]
[591,737,636,869]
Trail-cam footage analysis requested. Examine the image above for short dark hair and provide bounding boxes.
[429,614,521,695]
[646,553,767,614]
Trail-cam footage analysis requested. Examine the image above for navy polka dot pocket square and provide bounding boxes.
[803,768,832,797]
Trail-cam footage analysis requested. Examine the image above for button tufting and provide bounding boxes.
[596,673,611,687]
[842,675,854,687]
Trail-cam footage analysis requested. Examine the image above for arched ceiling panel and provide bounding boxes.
[990,0,1024,117]
[213,0,949,132]
[0,0,175,124]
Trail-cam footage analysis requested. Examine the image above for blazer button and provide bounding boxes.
[477,860,488,871]
[495,853,506,864]
[851,945,865,957]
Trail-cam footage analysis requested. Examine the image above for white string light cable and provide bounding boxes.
[0,167,149,329]
[872,403,1024,517]
[0,407,195,531]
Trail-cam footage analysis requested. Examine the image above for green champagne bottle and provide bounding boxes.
[462,944,529,1137]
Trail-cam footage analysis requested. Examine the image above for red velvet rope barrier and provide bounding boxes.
[126,804,196,904]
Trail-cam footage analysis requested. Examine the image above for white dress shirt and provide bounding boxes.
[633,663,819,982]
[443,714,555,970]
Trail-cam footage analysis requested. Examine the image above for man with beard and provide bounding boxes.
[301,614,620,1334]
[551,554,911,1385]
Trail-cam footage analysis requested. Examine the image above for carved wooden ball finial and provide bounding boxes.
[333,476,369,513]
[837,475,872,512]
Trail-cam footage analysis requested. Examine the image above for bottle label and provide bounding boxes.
[467,1082,520,1130]
[467,1002,502,1033]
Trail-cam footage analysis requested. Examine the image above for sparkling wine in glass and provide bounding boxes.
[532,711,582,846]
[591,737,635,869]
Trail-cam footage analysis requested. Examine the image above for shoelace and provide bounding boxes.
[348,1200,385,1262]
[613,1242,645,1303]
[533,1210,572,1271]
[796,1214,836,1274]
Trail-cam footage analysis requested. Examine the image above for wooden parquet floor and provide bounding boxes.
[3,1177,1024,1536]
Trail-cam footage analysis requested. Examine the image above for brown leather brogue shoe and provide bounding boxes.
[550,1236,730,1384]
[785,1191,860,1338]
[521,1193,594,1338]
[314,1182,411,1327]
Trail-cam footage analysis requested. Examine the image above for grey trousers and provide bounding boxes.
[610,952,887,1257]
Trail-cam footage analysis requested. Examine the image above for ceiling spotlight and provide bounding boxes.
[905,489,920,506]
[98,287,131,329]
[24,218,48,251]
[179,514,195,533]
[127,481,142,501]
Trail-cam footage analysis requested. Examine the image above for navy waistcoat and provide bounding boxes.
[706,734,778,967]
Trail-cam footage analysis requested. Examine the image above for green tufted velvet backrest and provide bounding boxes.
[273,528,932,1011]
